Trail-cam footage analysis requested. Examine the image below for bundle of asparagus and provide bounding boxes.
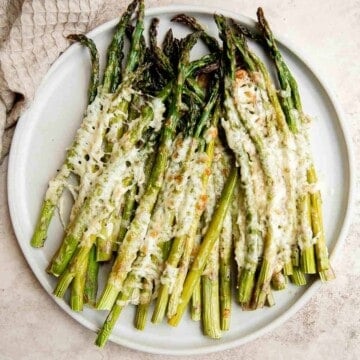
[31,0,333,346]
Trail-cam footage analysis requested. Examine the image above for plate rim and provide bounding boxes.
[7,4,355,355]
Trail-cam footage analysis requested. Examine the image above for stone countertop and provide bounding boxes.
[1,0,359,359]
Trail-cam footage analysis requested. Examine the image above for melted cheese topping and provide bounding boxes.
[202,237,219,281]
[149,98,166,132]
[45,165,71,204]
[219,206,232,261]
[222,96,263,270]
[75,124,160,246]
[174,147,209,238]
[160,264,179,293]
[233,188,247,270]
[227,68,320,268]
[133,136,194,295]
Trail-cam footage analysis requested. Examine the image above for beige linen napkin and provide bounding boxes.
[0,0,131,163]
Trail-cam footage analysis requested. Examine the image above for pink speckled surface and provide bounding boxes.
[1,0,359,359]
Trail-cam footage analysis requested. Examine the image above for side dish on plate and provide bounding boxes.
[30,0,333,347]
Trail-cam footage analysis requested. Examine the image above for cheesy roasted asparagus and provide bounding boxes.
[30,0,333,346]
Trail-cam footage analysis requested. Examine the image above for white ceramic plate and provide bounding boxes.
[7,5,354,355]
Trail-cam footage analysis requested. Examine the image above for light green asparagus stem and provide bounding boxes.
[230,181,245,303]
[96,196,127,262]
[115,184,137,249]
[134,279,152,330]
[95,273,137,348]
[190,226,202,321]
[70,250,88,311]
[307,166,333,279]
[298,191,316,274]
[31,199,60,248]
[135,301,150,331]
[168,166,238,327]
[219,209,232,331]
[201,241,222,339]
[191,281,202,321]
[283,261,293,276]
[290,267,307,286]
[266,291,275,307]
[54,241,90,298]
[291,246,300,267]
[300,246,316,274]
[95,301,124,348]
[84,244,99,306]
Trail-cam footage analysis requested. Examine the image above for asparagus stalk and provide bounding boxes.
[171,13,220,53]
[153,90,220,323]
[290,267,307,286]
[190,225,202,321]
[70,249,88,311]
[102,0,138,93]
[113,127,157,254]
[191,281,202,321]
[307,166,334,279]
[31,34,100,248]
[134,279,152,330]
[67,34,100,103]
[231,182,248,305]
[257,8,332,280]
[47,62,151,276]
[123,0,145,76]
[96,136,194,340]
[84,244,99,306]
[199,145,230,337]
[149,18,174,78]
[229,17,304,307]
[95,94,148,261]
[231,27,297,275]
[53,101,164,297]
[162,28,174,58]
[215,15,262,304]
[168,166,238,327]
[95,273,138,348]
[97,32,203,310]
[96,209,121,262]
[134,236,172,330]
[201,240,221,339]
[166,88,220,318]
[219,208,232,331]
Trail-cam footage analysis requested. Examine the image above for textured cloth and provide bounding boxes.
[0,0,133,162]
